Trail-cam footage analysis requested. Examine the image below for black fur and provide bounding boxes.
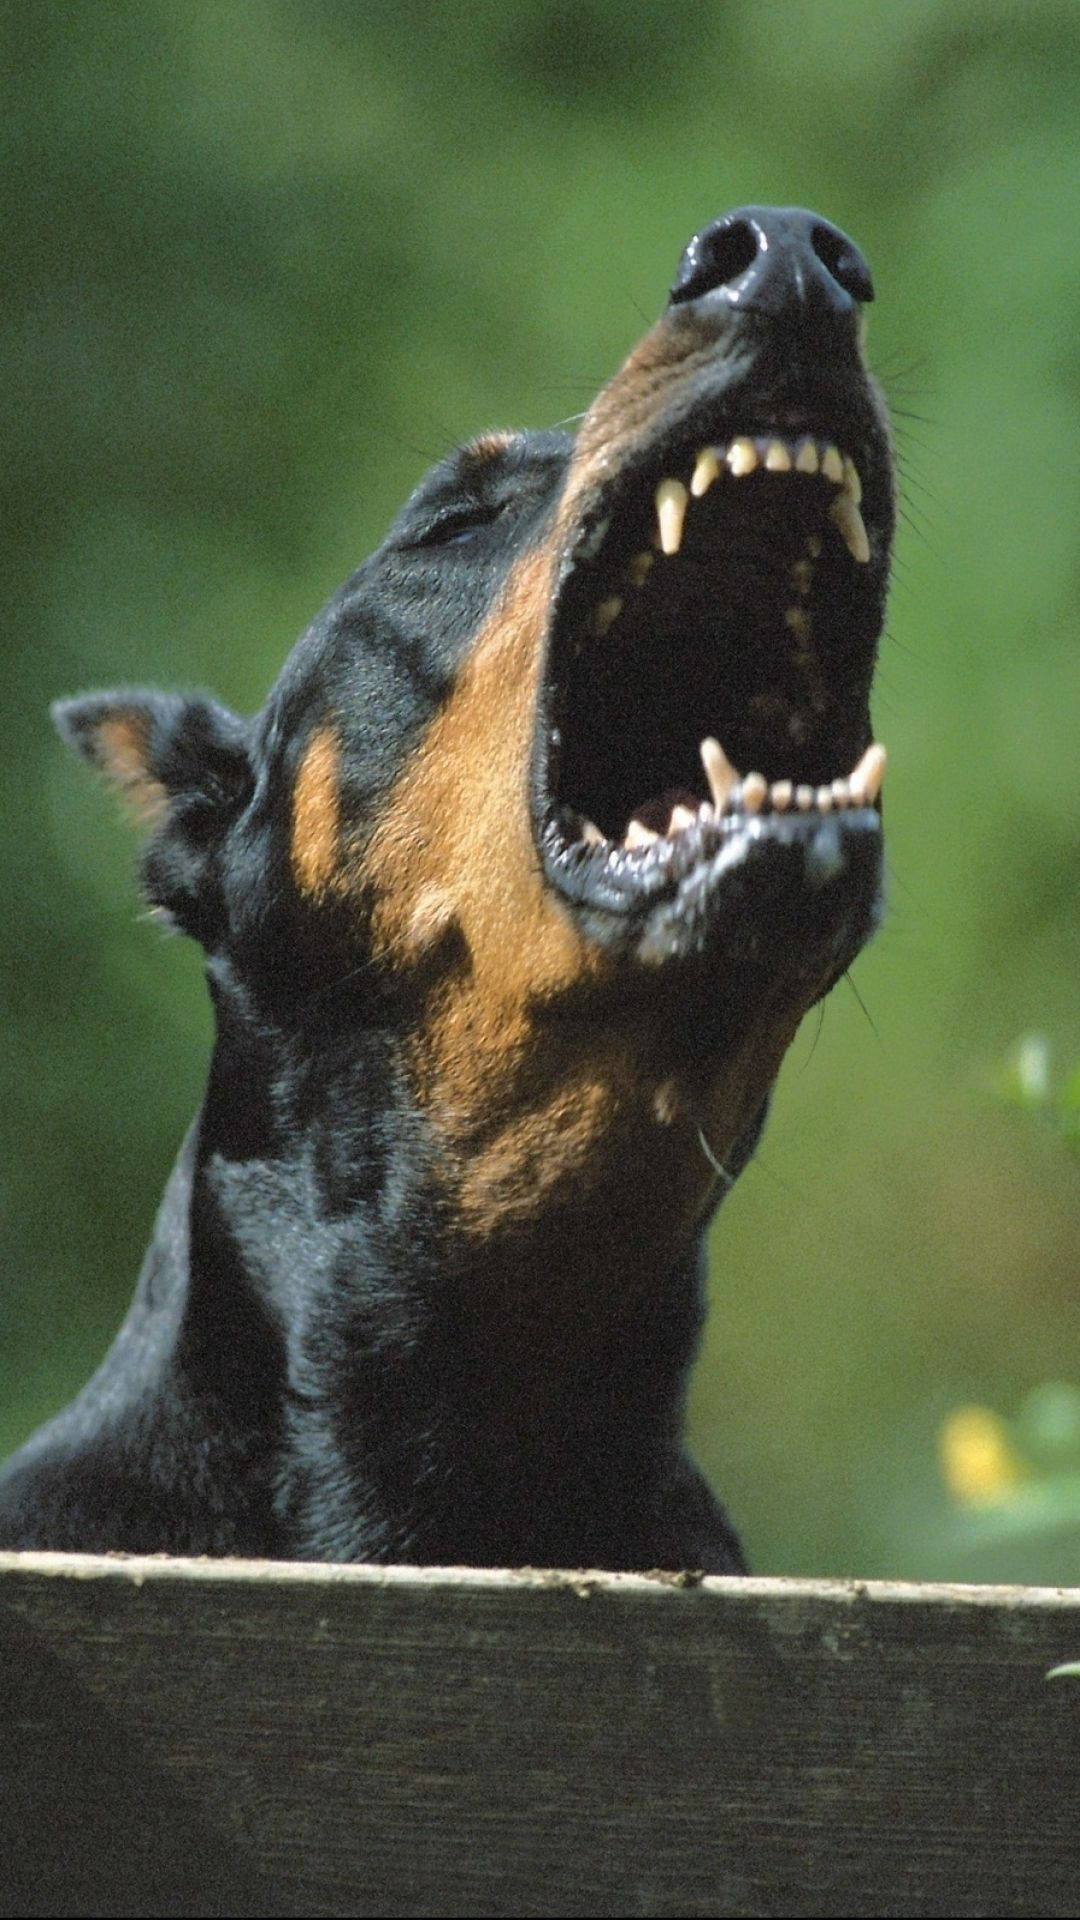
[0,209,894,1570]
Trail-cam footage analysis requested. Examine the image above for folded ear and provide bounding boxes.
[53,689,254,942]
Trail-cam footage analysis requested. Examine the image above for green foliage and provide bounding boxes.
[934,1385,1080,1577]
[997,1037,1080,1155]
[910,1054,1080,1580]
[3,0,1079,1578]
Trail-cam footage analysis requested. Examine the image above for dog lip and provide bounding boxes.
[628,805,886,971]
[537,797,885,975]
[541,780,884,911]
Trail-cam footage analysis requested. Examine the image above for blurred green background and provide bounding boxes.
[2,0,1078,1581]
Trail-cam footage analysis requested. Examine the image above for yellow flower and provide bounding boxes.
[939,1405,1028,1505]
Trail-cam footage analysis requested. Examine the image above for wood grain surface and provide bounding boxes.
[2,1555,1078,1917]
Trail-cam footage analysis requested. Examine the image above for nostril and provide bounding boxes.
[812,222,874,304]
[704,218,760,288]
[669,206,875,327]
[669,217,761,306]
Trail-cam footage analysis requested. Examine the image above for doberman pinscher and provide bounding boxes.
[0,208,893,1570]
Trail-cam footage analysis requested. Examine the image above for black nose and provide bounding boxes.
[669,206,873,328]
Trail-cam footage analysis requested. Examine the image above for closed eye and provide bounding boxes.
[409,500,507,548]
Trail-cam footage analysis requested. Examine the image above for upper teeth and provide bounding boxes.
[655,477,690,556]
[689,448,722,495]
[829,489,870,564]
[726,437,758,478]
[667,437,869,565]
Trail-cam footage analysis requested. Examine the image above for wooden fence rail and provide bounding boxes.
[2,1554,1079,1917]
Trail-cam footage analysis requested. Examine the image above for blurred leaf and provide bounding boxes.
[997,1033,1052,1111]
[1017,1383,1080,1470]
[1061,1067,1080,1115]
[994,1037,1080,1154]
[938,1405,1029,1506]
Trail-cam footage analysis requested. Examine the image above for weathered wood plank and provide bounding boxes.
[1,1555,1078,1918]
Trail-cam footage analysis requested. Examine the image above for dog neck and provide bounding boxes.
[161,964,722,1564]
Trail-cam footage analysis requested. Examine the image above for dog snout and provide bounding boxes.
[668,205,874,349]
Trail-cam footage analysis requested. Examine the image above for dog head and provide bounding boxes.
[56,208,893,1262]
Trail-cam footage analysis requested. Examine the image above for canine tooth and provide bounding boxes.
[656,478,689,555]
[592,595,623,636]
[791,558,814,596]
[832,778,851,807]
[806,534,822,558]
[770,780,793,811]
[727,437,758,477]
[764,439,793,472]
[795,439,819,475]
[700,736,738,811]
[742,772,767,813]
[627,549,654,588]
[795,784,815,811]
[864,743,887,801]
[690,448,722,497]
[829,491,871,564]
[842,455,862,504]
[849,742,887,805]
[816,785,834,811]
[821,443,844,484]
[783,605,810,640]
[625,818,660,849]
[667,804,696,835]
[581,818,606,845]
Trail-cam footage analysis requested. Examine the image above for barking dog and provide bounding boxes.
[0,208,893,1570]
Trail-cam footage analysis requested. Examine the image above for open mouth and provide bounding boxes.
[534,414,892,954]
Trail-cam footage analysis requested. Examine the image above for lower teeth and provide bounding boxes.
[609,739,886,850]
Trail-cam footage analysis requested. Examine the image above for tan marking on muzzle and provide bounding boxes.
[362,544,582,998]
[354,535,787,1266]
